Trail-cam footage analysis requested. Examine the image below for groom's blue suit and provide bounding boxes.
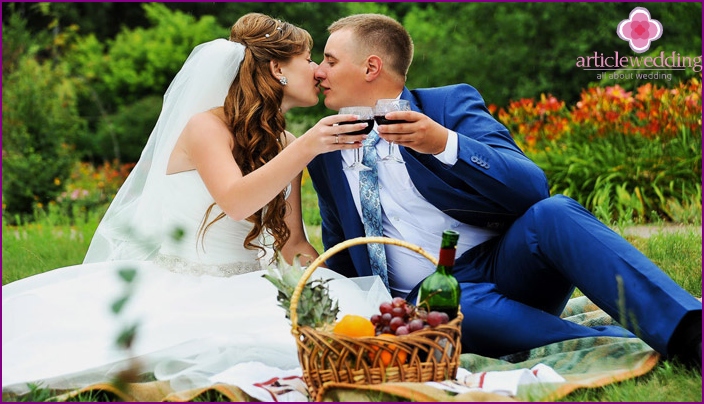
[307,84,701,358]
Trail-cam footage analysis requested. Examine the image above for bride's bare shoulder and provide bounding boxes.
[183,108,231,140]
[169,109,231,174]
[188,108,227,129]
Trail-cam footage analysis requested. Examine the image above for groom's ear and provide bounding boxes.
[364,55,382,82]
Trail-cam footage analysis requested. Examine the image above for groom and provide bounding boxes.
[307,13,702,366]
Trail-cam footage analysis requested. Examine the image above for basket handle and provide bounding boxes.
[290,236,438,336]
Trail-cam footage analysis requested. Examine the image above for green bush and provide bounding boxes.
[48,160,134,224]
[2,55,84,219]
[403,2,701,106]
[496,79,702,225]
[76,95,162,163]
[68,3,225,109]
[63,3,226,163]
[534,129,701,224]
[1,4,51,77]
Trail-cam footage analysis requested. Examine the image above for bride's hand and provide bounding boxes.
[300,114,369,154]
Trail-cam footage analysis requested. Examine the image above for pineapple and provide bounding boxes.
[263,254,339,329]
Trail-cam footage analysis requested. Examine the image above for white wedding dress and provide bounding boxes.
[2,170,390,395]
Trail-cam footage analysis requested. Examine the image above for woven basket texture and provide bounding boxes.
[290,237,463,401]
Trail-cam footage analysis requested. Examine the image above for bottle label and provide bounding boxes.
[438,247,455,267]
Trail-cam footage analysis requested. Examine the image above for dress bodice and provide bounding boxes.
[156,170,263,275]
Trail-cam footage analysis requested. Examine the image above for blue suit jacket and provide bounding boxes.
[307,84,550,282]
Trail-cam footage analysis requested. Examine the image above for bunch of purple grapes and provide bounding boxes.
[370,297,450,336]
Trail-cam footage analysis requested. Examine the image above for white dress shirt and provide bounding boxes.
[341,128,499,297]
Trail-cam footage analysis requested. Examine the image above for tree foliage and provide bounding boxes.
[2,54,84,217]
[63,4,225,162]
[68,3,224,108]
[401,2,701,106]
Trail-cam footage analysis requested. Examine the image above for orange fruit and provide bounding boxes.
[368,333,408,366]
[333,314,376,338]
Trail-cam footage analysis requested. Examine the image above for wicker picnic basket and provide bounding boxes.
[290,236,463,401]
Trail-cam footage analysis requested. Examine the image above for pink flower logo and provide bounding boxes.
[617,7,663,54]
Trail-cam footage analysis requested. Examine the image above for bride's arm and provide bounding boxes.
[182,111,365,221]
[279,168,319,266]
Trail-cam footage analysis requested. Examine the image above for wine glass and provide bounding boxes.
[338,106,375,171]
[374,99,410,164]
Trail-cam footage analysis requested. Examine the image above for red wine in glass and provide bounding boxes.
[339,118,375,135]
[338,106,374,171]
[374,116,410,125]
[374,98,411,164]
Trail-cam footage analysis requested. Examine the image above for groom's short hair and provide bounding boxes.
[328,14,414,80]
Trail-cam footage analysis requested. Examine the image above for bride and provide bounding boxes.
[2,13,388,395]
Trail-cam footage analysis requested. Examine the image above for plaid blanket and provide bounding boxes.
[57,296,658,402]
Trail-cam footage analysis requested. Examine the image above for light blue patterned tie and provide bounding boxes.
[359,130,389,290]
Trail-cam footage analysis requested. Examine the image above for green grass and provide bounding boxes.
[2,217,98,285]
[2,190,701,402]
[561,362,702,402]
[301,169,324,252]
[637,230,703,292]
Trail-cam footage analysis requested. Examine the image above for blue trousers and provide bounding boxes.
[407,195,701,358]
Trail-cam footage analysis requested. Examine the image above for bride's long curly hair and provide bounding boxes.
[199,13,313,260]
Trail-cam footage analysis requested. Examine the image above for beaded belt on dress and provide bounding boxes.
[154,252,262,277]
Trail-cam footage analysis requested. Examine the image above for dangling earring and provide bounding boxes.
[279,76,288,86]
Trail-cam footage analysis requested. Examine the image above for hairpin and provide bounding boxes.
[265,22,283,38]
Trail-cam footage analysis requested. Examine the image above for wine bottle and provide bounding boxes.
[417,230,461,320]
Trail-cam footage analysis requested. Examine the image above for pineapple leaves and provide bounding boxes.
[262,254,339,329]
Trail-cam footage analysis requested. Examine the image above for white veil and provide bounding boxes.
[84,39,246,263]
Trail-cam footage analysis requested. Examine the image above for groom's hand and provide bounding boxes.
[376,111,448,155]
